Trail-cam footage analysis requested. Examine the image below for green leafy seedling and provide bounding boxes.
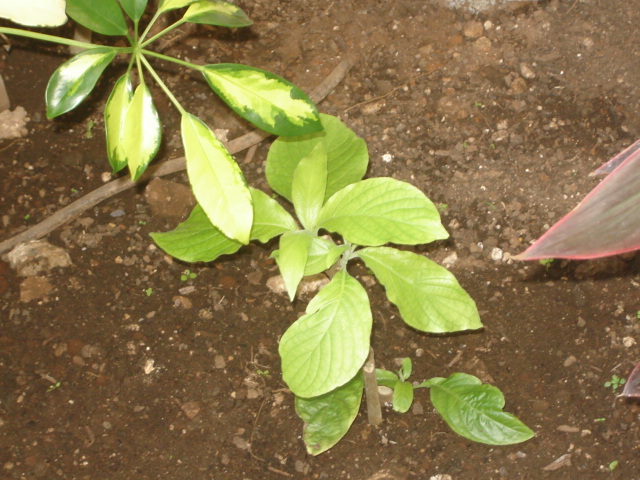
[0,0,322,245]
[46,381,61,392]
[152,114,533,454]
[539,258,553,269]
[376,358,418,413]
[145,287,153,296]
[180,269,197,282]
[604,374,625,391]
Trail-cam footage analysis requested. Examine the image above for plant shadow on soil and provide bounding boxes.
[2,0,640,478]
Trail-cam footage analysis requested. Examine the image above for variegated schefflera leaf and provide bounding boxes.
[183,0,252,28]
[0,0,67,27]
[119,0,148,23]
[181,112,253,244]
[202,64,322,136]
[46,48,115,118]
[104,73,133,173]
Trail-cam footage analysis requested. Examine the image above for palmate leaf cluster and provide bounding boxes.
[152,114,533,454]
[0,0,321,247]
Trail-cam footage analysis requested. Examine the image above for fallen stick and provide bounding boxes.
[0,58,352,255]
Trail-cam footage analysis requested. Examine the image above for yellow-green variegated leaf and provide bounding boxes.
[122,83,162,181]
[104,73,133,173]
[157,0,198,13]
[279,271,372,398]
[202,64,322,136]
[0,0,67,26]
[274,230,314,301]
[181,113,252,244]
[183,0,252,28]
[46,48,115,118]
[250,188,297,243]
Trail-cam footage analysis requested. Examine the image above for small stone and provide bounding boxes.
[474,36,492,52]
[144,178,195,220]
[181,401,201,419]
[232,436,250,450]
[19,276,53,303]
[463,20,484,39]
[441,253,458,268]
[8,240,71,277]
[623,336,636,347]
[563,355,577,367]
[295,460,310,474]
[411,400,424,415]
[490,248,503,261]
[172,295,192,309]
[519,63,536,79]
[557,425,580,433]
[214,355,226,369]
[72,355,86,366]
[577,317,586,327]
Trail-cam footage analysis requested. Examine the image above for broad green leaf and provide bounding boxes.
[425,373,534,445]
[317,178,449,246]
[275,230,313,301]
[122,83,162,181]
[181,113,252,244]
[392,381,414,413]
[104,73,133,173]
[46,48,115,118]
[250,188,297,243]
[119,0,147,22]
[295,372,363,455]
[151,188,296,262]
[202,64,322,136]
[359,247,482,333]
[183,0,252,27]
[375,369,399,389]
[0,0,67,26]
[150,204,242,262]
[303,237,347,276]
[266,114,368,203]
[279,271,372,398]
[66,0,128,36]
[292,143,327,230]
[157,0,199,13]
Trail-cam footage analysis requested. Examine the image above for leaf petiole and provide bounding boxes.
[0,27,129,53]
[139,54,186,114]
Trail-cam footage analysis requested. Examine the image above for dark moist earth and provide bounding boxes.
[2,0,640,478]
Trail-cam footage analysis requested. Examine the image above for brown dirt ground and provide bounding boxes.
[2,0,640,478]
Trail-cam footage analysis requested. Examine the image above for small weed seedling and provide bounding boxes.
[152,114,533,453]
[144,287,153,296]
[0,0,321,246]
[180,269,197,282]
[539,258,554,270]
[604,374,625,391]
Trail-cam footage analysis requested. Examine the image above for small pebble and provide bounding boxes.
[563,355,577,367]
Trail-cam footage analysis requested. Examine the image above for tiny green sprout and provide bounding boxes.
[636,310,640,320]
[71,187,79,194]
[594,417,606,422]
[609,460,619,471]
[462,141,469,149]
[490,143,496,149]
[539,258,554,270]
[437,203,448,213]
[180,270,197,282]
[474,101,484,108]
[604,374,625,391]
[85,119,94,139]
[145,287,153,296]
[46,381,61,392]
[255,369,270,377]
[138,220,147,226]
[485,201,497,210]
[24,214,30,220]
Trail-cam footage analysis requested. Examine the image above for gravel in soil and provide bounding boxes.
[2,0,640,478]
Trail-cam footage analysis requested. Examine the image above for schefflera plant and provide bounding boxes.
[0,0,321,246]
[152,114,533,453]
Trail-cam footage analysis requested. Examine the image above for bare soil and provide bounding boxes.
[2,0,640,478]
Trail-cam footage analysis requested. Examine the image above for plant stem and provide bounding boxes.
[139,55,185,114]
[0,27,130,53]
[140,18,187,49]
[362,347,383,427]
[142,49,203,71]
